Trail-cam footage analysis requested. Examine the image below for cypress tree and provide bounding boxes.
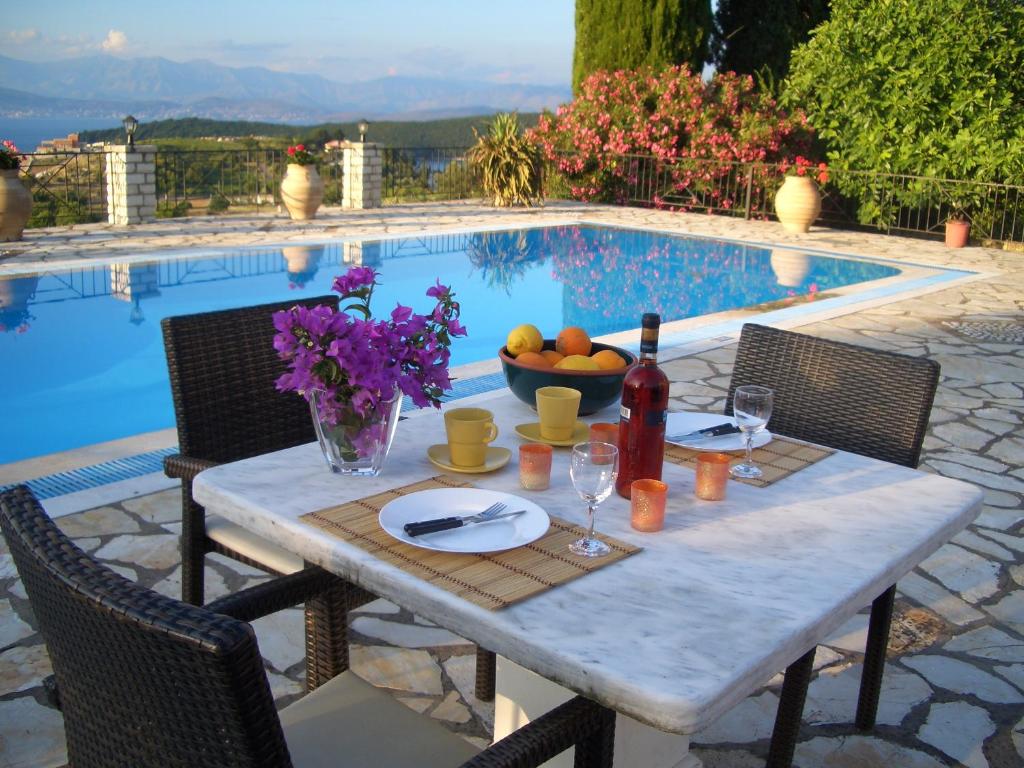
[573,0,713,93]
[710,0,830,84]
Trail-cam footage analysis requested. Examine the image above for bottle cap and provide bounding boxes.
[642,313,661,329]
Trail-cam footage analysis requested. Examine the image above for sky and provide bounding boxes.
[2,0,576,85]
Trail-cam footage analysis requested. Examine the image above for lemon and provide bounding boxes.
[555,354,600,371]
[506,324,544,357]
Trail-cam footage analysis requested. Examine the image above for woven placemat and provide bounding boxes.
[299,475,641,611]
[664,436,835,488]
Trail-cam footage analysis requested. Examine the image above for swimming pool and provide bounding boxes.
[1,224,906,464]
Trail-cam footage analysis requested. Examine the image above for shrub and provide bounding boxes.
[530,65,815,211]
[207,192,231,214]
[785,0,1024,224]
[467,113,543,207]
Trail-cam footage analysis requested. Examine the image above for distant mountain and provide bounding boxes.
[0,54,570,121]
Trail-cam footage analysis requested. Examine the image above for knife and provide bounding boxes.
[666,422,741,442]
[403,509,528,537]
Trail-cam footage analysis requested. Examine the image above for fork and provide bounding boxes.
[403,502,510,537]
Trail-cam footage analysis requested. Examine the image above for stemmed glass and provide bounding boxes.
[569,441,619,557]
[730,385,774,479]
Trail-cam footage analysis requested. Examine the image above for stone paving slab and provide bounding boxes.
[1,202,1022,767]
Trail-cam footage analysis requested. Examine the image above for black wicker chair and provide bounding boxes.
[161,298,498,699]
[726,323,939,768]
[161,296,369,690]
[0,485,615,768]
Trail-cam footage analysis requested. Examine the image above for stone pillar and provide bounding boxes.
[342,142,382,209]
[105,145,157,225]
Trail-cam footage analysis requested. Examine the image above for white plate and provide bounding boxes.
[665,411,772,452]
[379,488,550,553]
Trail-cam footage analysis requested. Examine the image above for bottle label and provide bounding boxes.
[620,404,631,421]
[645,409,667,427]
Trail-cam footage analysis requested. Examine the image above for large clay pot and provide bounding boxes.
[774,176,822,234]
[0,169,32,242]
[280,163,324,221]
[945,218,970,248]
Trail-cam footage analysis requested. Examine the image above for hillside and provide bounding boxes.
[79,114,543,148]
[0,54,569,122]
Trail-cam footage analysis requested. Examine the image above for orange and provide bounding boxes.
[555,354,600,371]
[591,349,626,370]
[555,326,592,357]
[515,351,551,368]
[540,349,565,366]
[506,324,543,356]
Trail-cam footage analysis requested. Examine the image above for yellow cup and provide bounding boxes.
[535,386,582,441]
[444,408,499,467]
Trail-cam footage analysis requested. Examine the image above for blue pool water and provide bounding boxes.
[0,225,902,464]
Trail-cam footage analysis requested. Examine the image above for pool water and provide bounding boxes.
[0,225,901,463]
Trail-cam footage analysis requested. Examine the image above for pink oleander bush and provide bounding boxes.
[529,65,817,211]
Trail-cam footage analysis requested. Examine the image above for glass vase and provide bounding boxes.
[309,388,403,476]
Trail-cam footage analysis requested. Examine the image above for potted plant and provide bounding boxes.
[272,266,467,476]
[945,210,971,248]
[774,157,829,234]
[0,140,32,242]
[467,113,543,207]
[280,144,324,220]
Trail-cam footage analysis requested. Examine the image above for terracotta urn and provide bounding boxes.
[280,163,324,221]
[0,168,32,242]
[769,249,812,287]
[945,218,971,248]
[774,176,822,234]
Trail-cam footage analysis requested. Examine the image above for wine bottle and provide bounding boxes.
[616,313,669,498]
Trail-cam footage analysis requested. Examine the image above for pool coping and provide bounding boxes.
[1,218,992,516]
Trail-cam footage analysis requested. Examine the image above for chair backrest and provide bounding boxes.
[161,296,338,464]
[726,323,939,468]
[0,486,292,768]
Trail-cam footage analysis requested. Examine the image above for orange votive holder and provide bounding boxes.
[630,479,668,532]
[695,453,731,501]
[519,443,554,490]
[589,422,619,446]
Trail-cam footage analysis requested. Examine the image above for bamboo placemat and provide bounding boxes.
[299,475,641,611]
[664,436,835,488]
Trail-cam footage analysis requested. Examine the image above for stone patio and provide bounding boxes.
[1,202,1022,767]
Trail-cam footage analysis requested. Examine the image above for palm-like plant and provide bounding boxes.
[467,113,543,207]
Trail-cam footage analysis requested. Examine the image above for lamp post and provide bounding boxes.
[357,119,369,143]
[122,115,139,149]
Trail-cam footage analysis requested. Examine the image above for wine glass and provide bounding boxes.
[569,441,619,557]
[730,385,774,479]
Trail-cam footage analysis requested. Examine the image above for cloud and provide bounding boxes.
[5,29,40,45]
[101,30,128,53]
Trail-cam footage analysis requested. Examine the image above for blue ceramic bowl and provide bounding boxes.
[498,340,637,415]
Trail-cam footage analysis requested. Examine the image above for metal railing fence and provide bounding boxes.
[18,152,107,227]
[154,148,344,216]
[15,145,1023,245]
[381,147,480,203]
[545,153,1024,245]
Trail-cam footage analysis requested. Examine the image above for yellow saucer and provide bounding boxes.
[514,421,590,447]
[427,444,512,474]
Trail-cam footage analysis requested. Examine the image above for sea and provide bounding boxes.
[3,117,124,152]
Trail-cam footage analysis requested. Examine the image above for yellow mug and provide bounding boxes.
[535,386,582,441]
[444,408,499,467]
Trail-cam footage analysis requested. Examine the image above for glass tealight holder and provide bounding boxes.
[519,443,553,490]
[589,422,619,446]
[630,479,668,532]
[695,453,731,500]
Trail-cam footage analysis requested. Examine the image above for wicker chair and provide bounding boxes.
[0,485,615,768]
[726,323,939,768]
[161,298,498,699]
[161,296,368,690]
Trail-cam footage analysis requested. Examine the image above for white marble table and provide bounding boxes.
[194,389,982,766]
